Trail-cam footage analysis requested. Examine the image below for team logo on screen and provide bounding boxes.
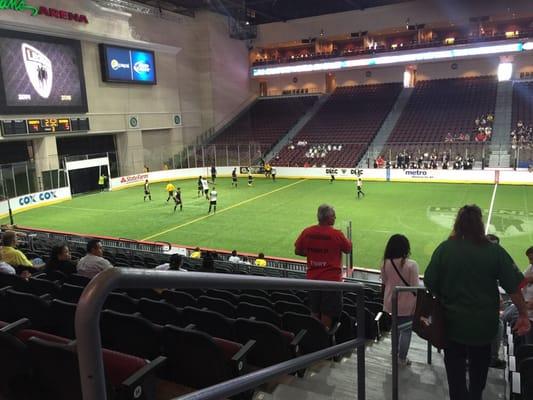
[21,43,52,99]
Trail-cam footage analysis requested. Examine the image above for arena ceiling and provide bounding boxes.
[133,0,413,24]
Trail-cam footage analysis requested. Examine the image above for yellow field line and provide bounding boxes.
[141,179,307,241]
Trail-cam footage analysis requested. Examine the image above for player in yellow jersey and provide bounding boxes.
[166,182,176,202]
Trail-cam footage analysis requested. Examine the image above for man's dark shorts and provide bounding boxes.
[309,290,343,319]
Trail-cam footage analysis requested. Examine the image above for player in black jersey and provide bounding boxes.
[231,168,238,188]
[173,187,183,212]
[197,176,203,198]
[143,180,151,201]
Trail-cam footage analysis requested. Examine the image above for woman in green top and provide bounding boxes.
[424,205,530,400]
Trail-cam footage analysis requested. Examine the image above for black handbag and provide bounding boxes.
[412,289,448,349]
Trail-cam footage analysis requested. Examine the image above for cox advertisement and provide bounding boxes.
[99,44,156,84]
[0,187,71,218]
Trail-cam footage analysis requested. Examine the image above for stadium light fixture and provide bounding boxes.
[497,62,513,81]
[252,41,532,77]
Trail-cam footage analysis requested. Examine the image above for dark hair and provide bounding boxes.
[169,254,182,270]
[526,246,533,256]
[86,239,101,253]
[486,234,500,244]
[50,244,68,262]
[201,252,214,272]
[384,234,411,260]
[1,230,16,246]
[450,205,488,245]
[231,250,237,256]
[258,253,265,259]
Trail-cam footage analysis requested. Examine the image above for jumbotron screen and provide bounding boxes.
[0,29,88,114]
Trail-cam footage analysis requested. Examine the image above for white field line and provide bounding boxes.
[485,183,498,234]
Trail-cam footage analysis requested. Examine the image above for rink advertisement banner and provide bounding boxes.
[109,167,238,190]
[109,167,533,190]
[0,187,71,217]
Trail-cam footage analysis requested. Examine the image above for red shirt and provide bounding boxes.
[295,224,352,281]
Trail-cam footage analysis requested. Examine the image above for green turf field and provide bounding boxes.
[2,178,532,272]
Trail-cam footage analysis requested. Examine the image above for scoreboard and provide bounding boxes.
[28,118,72,134]
[1,117,89,136]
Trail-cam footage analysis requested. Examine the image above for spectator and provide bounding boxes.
[381,234,419,366]
[295,204,352,329]
[199,252,215,272]
[45,244,77,275]
[424,205,530,400]
[155,254,184,271]
[76,239,114,279]
[0,230,41,269]
[190,247,202,259]
[485,234,507,368]
[228,250,241,263]
[0,260,16,275]
[254,253,267,267]
[501,246,533,332]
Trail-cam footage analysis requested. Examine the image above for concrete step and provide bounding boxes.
[254,334,505,400]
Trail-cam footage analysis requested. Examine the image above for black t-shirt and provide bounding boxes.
[45,259,77,275]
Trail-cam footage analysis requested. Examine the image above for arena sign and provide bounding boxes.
[0,1,89,23]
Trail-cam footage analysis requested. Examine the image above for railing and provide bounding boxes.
[391,286,431,400]
[75,268,367,400]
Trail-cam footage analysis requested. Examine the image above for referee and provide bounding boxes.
[166,182,176,202]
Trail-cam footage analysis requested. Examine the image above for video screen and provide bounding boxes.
[99,44,157,84]
[0,29,88,114]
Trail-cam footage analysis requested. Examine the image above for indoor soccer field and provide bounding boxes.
[2,178,532,272]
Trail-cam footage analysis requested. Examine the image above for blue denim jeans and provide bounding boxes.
[397,316,413,361]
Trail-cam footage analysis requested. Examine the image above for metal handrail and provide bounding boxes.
[391,286,430,400]
[75,268,367,400]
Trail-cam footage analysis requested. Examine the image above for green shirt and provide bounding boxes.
[424,239,523,345]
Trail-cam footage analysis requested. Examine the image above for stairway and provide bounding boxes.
[488,81,514,168]
[253,335,505,400]
[264,94,331,161]
[358,88,414,167]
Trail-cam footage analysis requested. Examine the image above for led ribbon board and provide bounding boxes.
[252,42,531,77]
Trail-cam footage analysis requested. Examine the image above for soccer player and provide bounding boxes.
[201,177,209,200]
[356,177,365,199]
[197,176,203,198]
[271,167,277,182]
[231,168,238,188]
[295,204,352,329]
[98,174,106,191]
[208,187,217,214]
[143,179,151,201]
[248,172,253,186]
[211,166,217,183]
[166,182,176,202]
[173,187,183,212]
[330,174,335,183]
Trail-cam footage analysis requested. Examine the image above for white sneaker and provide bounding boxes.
[398,358,412,366]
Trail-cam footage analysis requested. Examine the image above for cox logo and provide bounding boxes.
[110,59,130,71]
[18,191,57,206]
[133,61,151,74]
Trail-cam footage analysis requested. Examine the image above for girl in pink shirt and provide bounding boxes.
[381,234,420,366]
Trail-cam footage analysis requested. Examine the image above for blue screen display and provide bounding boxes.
[101,45,156,84]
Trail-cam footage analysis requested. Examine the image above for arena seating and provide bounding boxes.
[0,319,164,400]
[511,81,533,167]
[273,83,403,167]
[0,231,385,397]
[211,95,318,146]
[387,76,498,143]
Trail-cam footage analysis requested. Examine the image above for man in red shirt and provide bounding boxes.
[295,204,352,329]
